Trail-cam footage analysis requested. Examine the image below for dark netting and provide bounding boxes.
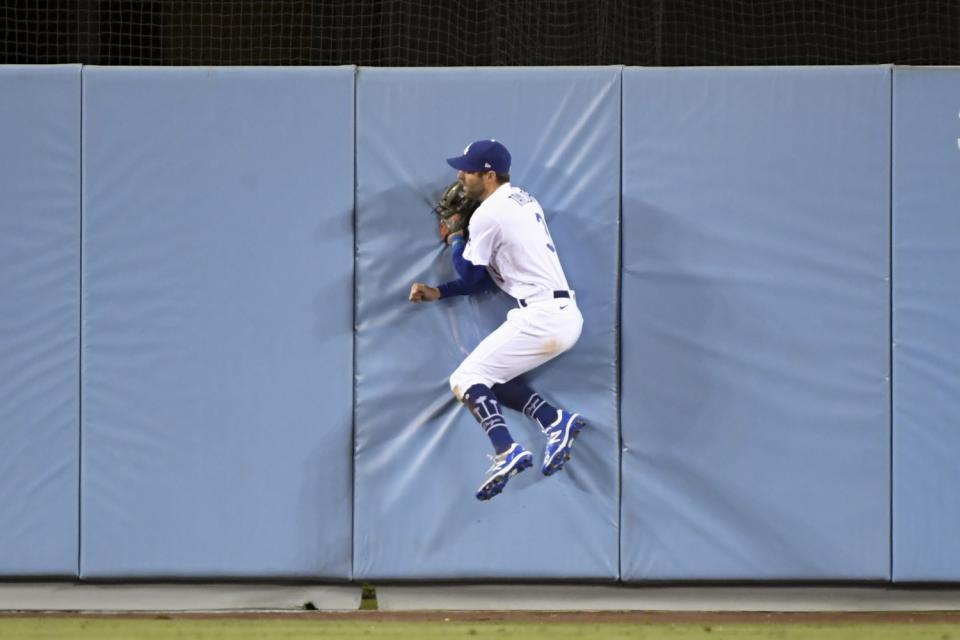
[1,0,958,66]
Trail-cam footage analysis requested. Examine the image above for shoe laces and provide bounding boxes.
[485,451,508,475]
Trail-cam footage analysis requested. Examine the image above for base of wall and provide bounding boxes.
[0,583,360,611]
[5,583,960,612]
[377,585,960,612]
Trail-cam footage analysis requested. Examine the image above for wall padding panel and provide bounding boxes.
[0,65,81,577]
[892,67,960,582]
[80,67,354,578]
[354,67,621,580]
[621,66,891,580]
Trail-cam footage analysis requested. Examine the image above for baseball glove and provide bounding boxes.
[432,180,480,244]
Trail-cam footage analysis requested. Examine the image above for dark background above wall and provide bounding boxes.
[1,0,959,66]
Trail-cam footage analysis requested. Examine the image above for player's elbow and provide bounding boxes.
[459,268,492,294]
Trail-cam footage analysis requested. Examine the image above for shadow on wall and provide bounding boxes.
[622,196,716,446]
[312,202,355,342]
[622,195,850,577]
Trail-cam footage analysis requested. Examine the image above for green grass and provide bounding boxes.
[360,582,378,610]
[1,619,959,640]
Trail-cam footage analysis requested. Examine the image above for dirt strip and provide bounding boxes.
[4,610,960,624]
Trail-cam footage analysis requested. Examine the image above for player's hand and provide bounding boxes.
[438,213,462,244]
[409,283,441,303]
[445,229,464,245]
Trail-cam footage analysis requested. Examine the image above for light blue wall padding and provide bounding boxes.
[892,68,960,582]
[620,67,892,581]
[80,67,355,578]
[0,65,81,577]
[354,67,621,580]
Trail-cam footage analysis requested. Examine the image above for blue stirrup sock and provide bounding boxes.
[462,384,515,455]
[492,378,559,430]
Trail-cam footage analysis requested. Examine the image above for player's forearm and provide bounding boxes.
[437,279,470,298]
[436,274,493,298]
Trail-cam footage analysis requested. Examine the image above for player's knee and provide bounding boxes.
[450,369,483,402]
[449,371,466,402]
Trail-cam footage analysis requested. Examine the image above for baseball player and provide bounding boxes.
[409,139,585,501]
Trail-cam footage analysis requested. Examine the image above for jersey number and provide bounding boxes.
[535,213,556,253]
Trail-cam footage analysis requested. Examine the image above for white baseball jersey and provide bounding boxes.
[463,183,571,301]
[449,182,582,397]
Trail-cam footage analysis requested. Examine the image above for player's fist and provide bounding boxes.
[409,282,440,303]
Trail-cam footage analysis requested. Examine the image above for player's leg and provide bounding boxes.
[460,382,533,501]
[450,320,534,501]
[483,301,585,475]
[450,302,585,490]
[492,377,558,427]
[461,383,515,456]
[451,305,581,401]
[493,376,585,476]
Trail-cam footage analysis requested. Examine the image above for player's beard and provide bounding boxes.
[461,177,484,201]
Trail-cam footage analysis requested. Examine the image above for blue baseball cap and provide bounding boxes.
[446,139,511,174]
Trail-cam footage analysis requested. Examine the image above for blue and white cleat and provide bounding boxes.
[542,411,585,476]
[476,443,533,501]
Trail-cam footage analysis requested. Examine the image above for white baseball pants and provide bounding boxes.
[449,296,583,399]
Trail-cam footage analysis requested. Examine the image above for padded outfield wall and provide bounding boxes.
[619,66,891,581]
[353,67,621,581]
[0,64,957,582]
[0,65,81,577]
[79,67,355,579]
